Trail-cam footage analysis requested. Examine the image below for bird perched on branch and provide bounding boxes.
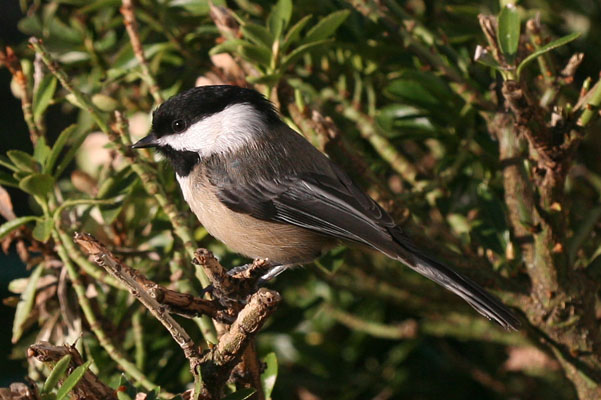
[132,85,520,330]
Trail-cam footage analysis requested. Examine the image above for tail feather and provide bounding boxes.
[382,231,521,330]
[408,252,520,330]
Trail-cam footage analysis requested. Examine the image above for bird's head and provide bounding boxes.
[132,85,280,159]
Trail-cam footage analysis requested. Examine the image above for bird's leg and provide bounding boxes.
[201,260,290,301]
[258,264,292,284]
[198,284,214,297]
[226,263,254,276]
[195,264,253,299]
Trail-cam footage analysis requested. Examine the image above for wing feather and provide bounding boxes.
[215,168,397,252]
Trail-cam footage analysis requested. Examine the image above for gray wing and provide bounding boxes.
[213,164,402,255]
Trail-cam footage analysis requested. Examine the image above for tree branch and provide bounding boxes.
[74,232,204,395]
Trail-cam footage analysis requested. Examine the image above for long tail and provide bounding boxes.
[382,230,521,330]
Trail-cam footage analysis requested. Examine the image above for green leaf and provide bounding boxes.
[12,263,44,343]
[13,171,31,181]
[112,43,170,71]
[281,39,333,70]
[261,352,278,399]
[497,4,520,63]
[0,155,18,172]
[7,150,37,173]
[42,354,72,394]
[56,360,92,400]
[517,32,581,78]
[268,0,292,37]
[0,215,39,240]
[32,217,53,242]
[222,388,256,400]
[33,75,57,123]
[242,22,273,48]
[209,39,248,56]
[398,70,456,103]
[18,14,42,36]
[97,171,132,224]
[240,43,272,67]
[117,392,134,400]
[447,213,471,235]
[301,10,350,44]
[386,79,443,109]
[94,29,117,52]
[385,71,462,125]
[53,198,119,228]
[91,94,118,112]
[98,167,136,198]
[115,374,138,399]
[45,125,76,174]
[19,173,55,199]
[281,15,312,52]
[47,17,84,44]
[54,129,89,178]
[169,0,225,16]
[33,137,51,166]
[376,104,436,136]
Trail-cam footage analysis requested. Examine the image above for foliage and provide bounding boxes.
[1,0,601,399]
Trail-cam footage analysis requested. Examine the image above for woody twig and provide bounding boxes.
[73,232,204,396]
[74,233,280,400]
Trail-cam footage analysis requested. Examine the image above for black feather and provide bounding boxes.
[155,145,200,177]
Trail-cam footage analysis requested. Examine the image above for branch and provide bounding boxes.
[192,250,276,400]
[75,235,280,400]
[0,383,39,400]
[200,288,280,400]
[52,229,160,393]
[193,249,272,302]
[28,38,109,135]
[577,79,601,127]
[0,46,41,144]
[501,80,558,167]
[120,0,163,105]
[73,232,204,394]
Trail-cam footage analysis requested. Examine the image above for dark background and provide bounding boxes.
[1,1,33,385]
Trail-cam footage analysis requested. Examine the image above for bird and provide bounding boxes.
[132,85,520,330]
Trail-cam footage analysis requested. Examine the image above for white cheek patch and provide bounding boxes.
[158,103,267,157]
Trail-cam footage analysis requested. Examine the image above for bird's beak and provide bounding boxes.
[131,132,159,149]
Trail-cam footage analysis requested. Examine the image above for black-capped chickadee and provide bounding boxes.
[132,85,520,330]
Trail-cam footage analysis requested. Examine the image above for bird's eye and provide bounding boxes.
[172,119,187,133]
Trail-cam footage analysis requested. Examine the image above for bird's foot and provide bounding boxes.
[226,263,254,276]
[257,264,291,285]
